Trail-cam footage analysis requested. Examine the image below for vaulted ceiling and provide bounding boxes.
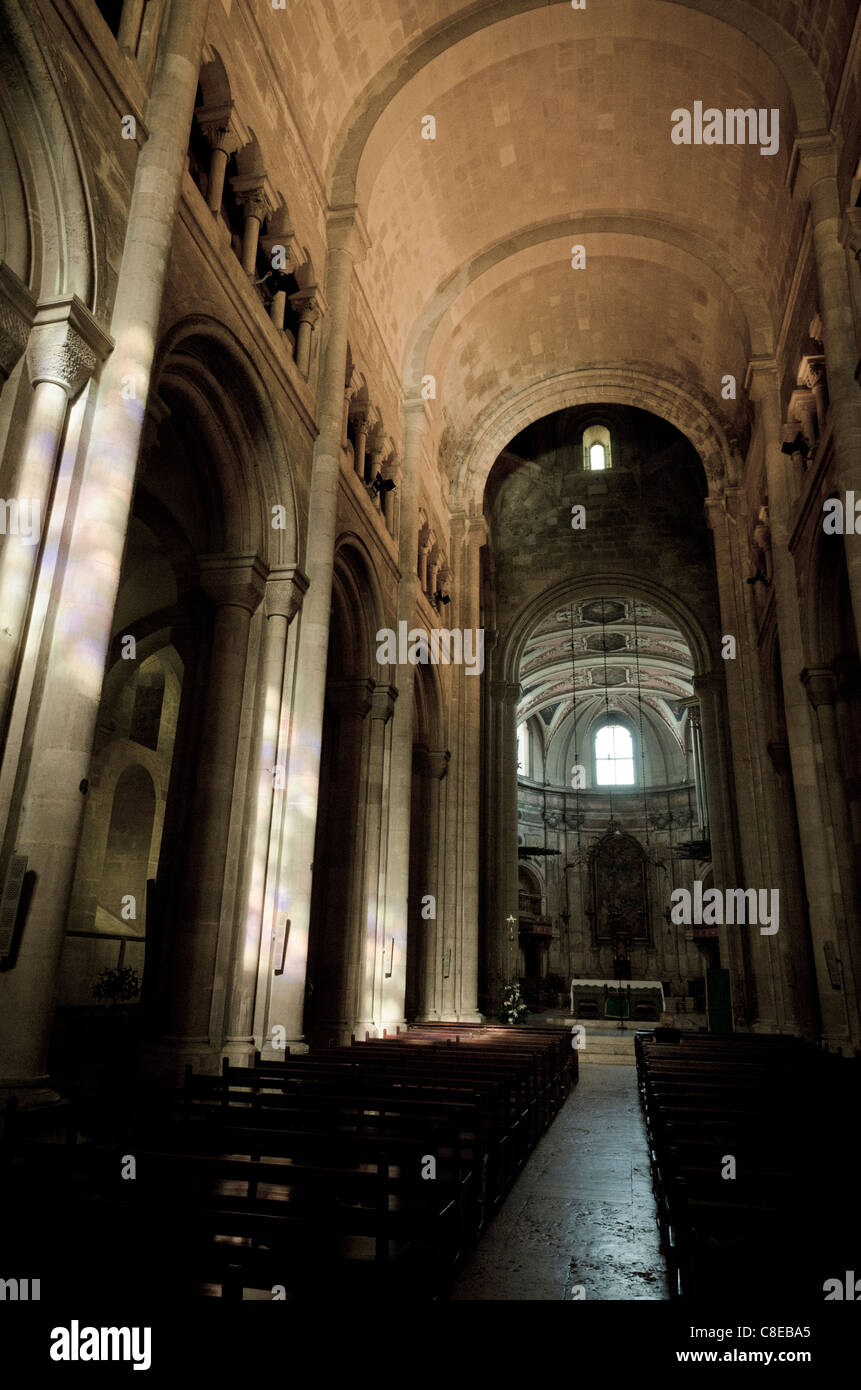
[517,598,695,761]
[253,0,856,497]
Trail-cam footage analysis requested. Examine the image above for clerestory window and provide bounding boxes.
[594,723,634,785]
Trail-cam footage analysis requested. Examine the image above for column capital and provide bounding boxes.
[260,230,298,273]
[490,678,520,707]
[426,748,451,781]
[25,295,113,397]
[349,400,377,435]
[0,260,37,382]
[839,206,861,258]
[801,666,838,708]
[230,174,274,221]
[743,355,780,401]
[370,682,398,722]
[196,102,242,154]
[789,131,838,197]
[328,677,374,718]
[198,552,267,611]
[289,285,326,324]
[326,204,371,262]
[693,671,724,698]
[263,565,310,622]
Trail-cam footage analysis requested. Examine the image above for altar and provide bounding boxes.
[570,977,665,1021]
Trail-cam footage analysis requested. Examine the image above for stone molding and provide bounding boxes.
[198,552,267,611]
[801,666,838,709]
[25,294,113,396]
[263,565,310,622]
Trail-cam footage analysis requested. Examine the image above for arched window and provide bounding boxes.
[594,723,634,785]
[517,722,531,777]
[583,423,612,471]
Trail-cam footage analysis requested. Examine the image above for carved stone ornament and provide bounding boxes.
[25,295,113,397]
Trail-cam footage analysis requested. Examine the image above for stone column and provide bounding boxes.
[0,0,212,1093]
[264,205,368,1051]
[155,555,265,1071]
[349,402,373,482]
[417,747,449,1020]
[381,456,401,537]
[798,140,861,655]
[289,287,324,379]
[118,0,146,53]
[802,666,861,1020]
[353,683,397,1036]
[197,104,239,214]
[379,400,427,1029]
[747,359,856,1046]
[418,528,434,593]
[222,566,307,1064]
[366,431,390,511]
[0,298,111,738]
[693,671,749,1026]
[440,509,486,1022]
[231,178,272,277]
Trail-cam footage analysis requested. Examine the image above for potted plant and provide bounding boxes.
[498,981,529,1025]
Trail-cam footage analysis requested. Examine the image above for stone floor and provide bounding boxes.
[449,1063,669,1300]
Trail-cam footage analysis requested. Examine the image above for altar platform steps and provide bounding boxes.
[540,1019,636,1065]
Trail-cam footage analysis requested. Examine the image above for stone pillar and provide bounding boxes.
[798,140,861,655]
[417,748,449,1020]
[381,456,401,537]
[231,178,272,277]
[353,683,397,1036]
[349,403,372,482]
[118,0,146,53]
[155,555,264,1070]
[440,509,486,1022]
[0,0,212,1093]
[0,298,111,737]
[379,399,427,1029]
[747,359,856,1046]
[370,434,393,513]
[342,367,360,450]
[222,566,307,1063]
[289,287,324,378]
[197,104,239,214]
[802,666,861,1018]
[693,670,749,1026]
[264,206,368,1051]
[418,528,433,593]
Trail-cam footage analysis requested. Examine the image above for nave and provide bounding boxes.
[3,1022,857,1303]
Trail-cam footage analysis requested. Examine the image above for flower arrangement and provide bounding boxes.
[499,982,529,1025]
[92,966,141,1005]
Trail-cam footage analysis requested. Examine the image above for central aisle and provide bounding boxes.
[449,1063,669,1300]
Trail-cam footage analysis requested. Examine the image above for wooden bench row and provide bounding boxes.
[635,1030,857,1298]
[3,1024,575,1301]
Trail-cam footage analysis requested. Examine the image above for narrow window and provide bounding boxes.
[595,723,634,785]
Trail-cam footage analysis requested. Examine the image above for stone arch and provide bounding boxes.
[0,0,96,305]
[327,0,828,212]
[404,215,773,390]
[502,574,715,688]
[152,317,299,567]
[453,366,734,507]
[331,534,388,682]
[803,520,853,669]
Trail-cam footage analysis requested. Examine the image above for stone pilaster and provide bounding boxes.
[747,358,857,1046]
[266,204,370,1051]
[223,565,308,1063]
